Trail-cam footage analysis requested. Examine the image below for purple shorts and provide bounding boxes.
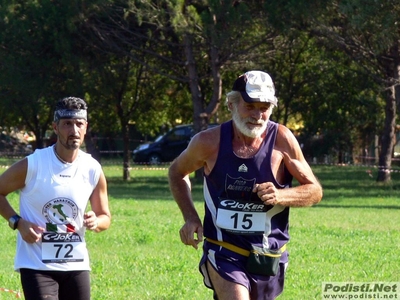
[199,240,288,300]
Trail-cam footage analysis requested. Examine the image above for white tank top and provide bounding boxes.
[15,146,101,271]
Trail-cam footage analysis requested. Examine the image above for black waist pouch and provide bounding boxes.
[246,245,283,276]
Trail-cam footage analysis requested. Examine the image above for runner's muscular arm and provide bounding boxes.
[168,128,219,249]
[87,170,111,233]
[0,159,27,221]
[254,125,323,207]
[0,159,45,243]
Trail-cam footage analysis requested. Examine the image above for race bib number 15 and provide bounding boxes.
[41,232,85,263]
[216,199,267,235]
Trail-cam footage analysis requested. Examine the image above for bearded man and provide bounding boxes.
[0,97,111,300]
[168,70,323,300]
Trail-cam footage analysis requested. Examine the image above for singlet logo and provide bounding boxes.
[238,164,248,172]
[225,175,256,201]
[43,198,78,225]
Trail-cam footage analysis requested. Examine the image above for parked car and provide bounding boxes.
[133,124,218,164]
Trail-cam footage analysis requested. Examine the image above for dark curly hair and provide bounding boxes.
[55,97,88,110]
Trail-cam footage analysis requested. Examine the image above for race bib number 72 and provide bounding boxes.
[41,232,85,263]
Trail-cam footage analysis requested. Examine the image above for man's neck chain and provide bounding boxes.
[53,145,69,164]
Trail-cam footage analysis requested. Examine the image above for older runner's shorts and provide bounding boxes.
[199,240,288,300]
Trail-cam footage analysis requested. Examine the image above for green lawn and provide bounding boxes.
[0,164,399,299]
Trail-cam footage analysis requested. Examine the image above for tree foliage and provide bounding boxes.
[265,0,400,182]
[0,0,83,147]
[0,0,398,182]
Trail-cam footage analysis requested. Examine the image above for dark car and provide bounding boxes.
[133,124,217,164]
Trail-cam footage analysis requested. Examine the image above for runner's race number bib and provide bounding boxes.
[41,232,85,263]
[216,199,267,235]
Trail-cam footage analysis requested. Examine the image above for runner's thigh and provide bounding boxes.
[20,268,59,300]
[59,271,90,300]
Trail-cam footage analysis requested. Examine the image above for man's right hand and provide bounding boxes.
[18,218,45,244]
[179,218,204,249]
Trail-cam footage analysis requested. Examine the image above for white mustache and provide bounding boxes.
[244,118,266,125]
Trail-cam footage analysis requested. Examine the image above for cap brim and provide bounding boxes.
[240,91,257,103]
[240,91,277,106]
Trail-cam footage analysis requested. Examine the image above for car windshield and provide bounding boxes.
[154,135,163,142]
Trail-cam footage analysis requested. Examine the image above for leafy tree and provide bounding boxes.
[86,0,281,178]
[83,52,177,179]
[2,0,397,184]
[87,0,278,128]
[265,0,400,182]
[0,0,88,148]
[81,1,185,179]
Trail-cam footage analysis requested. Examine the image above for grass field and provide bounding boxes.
[0,162,399,299]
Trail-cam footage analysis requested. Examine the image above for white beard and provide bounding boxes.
[232,106,268,138]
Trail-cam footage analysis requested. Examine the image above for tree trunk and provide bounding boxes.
[376,44,399,182]
[183,19,223,181]
[35,132,45,149]
[84,130,101,163]
[376,85,397,182]
[122,124,131,181]
[183,33,206,182]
